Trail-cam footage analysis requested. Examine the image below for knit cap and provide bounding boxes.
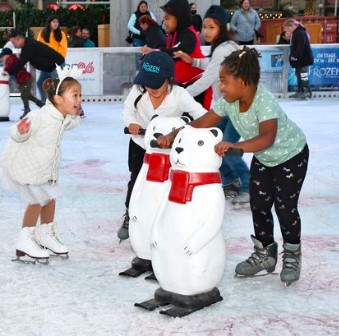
[204,5,228,27]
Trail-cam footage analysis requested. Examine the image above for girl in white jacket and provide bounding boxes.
[1,68,82,264]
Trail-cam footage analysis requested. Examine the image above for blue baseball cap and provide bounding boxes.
[134,51,174,89]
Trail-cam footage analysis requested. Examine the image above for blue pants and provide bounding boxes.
[133,38,145,71]
[37,62,65,102]
[217,117,250,192]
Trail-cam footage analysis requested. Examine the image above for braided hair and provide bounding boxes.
[220,46,261,86]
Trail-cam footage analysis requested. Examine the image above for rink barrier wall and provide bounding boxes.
[1,44,339,102]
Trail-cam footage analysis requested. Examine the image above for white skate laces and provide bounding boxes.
[34,222,69,257]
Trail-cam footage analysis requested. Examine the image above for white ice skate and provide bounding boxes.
[34,223,69,259]
[13,227,50,265]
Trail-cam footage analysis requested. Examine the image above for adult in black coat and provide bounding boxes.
[139,15,166,49]
[284,19,314,99]
[190,2,202,33]
[8,29,65,103]
[68,26,84,48]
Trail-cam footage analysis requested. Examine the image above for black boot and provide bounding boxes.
[20,107,31,119]
[36,101,45,108]
[117,209,129,240]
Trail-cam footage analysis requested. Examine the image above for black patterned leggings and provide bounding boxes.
[250,145,309,246]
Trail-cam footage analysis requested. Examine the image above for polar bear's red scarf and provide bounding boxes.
[144,153,171,182]
[168,170,221,204]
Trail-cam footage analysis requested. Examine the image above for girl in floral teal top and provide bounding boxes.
[158,46,309,286]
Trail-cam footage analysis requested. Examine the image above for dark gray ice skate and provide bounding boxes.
[280,242,301,286]
[235,235,278,277]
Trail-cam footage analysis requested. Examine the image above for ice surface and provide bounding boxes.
[0,98,338,336]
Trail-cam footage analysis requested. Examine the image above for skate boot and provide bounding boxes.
[13,227,49,264]
[231,191,250,208]
[118,209,129,241]
[235,235,277,277]
[34,223,69,259]
[36,101,45,108]
[223,178,240,199]
[280,242,301,286]
[19,107,31,120]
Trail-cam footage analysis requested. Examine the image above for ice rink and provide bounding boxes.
[0,97,338,336]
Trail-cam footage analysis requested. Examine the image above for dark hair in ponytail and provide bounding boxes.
[220,46,261,86]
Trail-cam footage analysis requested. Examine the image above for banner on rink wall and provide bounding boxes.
[288,46,339,91]
[66,50,101,96]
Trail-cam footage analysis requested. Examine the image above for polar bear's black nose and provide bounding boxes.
[175,147,184,154]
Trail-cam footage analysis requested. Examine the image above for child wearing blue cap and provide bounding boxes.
[118,50,207,241]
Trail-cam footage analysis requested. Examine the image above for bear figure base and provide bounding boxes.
[119,257,152,278]
[135,287,223,317]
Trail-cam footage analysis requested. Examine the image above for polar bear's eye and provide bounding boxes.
[153,126,156,131]
[198,140,204,146]
[178,138,182,143]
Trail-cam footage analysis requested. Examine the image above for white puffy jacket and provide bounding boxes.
[1,103,81,185]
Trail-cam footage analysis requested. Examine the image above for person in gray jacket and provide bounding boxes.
[230,0,261,45]
[174,5,250,207]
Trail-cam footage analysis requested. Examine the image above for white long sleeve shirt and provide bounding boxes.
[123,84,207,149]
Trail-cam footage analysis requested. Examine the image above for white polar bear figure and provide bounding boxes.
[0,70,10,121]
[148,126,226,315]
[119,115,189,278]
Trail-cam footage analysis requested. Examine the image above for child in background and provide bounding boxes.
[118,50,207,241]
[157,46,309,286]
[0,67,82,264]
[174,5,250,208]
[0,48,44,119]
[141,0,212,110]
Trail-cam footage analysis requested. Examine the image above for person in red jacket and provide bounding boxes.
[141,0,212,110]
[0,48,44,119]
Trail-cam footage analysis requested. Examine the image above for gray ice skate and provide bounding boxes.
[280,242,301,286]
[235,235,277,277]
[118,209,130,242]
[232,192,250,209]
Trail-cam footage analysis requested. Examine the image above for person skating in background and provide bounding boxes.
[127,0,156,48]
[0,66,83,264]
[139,15,166,49]
[277,30,291,45]
[68,26,84,48]
[157,46,309,286]
[118,51,207,241]
[230,0,261,45]
[190,2,202,33]
[37,14,67,102]
[141,0,212,110]
[0,48,44,119]
[7,29,65,104]
[174,5,250,207]
[284,18,314,100]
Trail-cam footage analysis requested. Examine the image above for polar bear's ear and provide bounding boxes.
[210,129,219,138]
[151,114,159,121]
[181,115,191,124]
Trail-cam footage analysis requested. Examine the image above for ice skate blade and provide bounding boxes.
[49,253,69,260]
[234,271,278,278]
[135,298,170,311]
[11,256,49,265]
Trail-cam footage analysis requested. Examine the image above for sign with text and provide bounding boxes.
[66,50,101,96]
